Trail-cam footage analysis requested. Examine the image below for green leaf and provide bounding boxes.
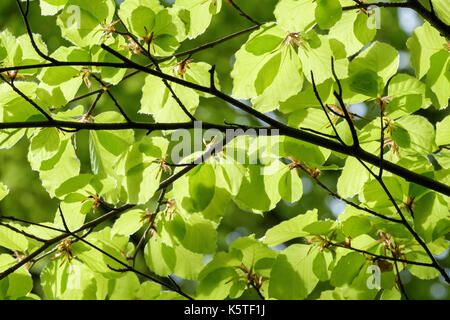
[29,136,80,197]
[274,0,317,32]
[144,238,204,280]
[395,115,437,155]
[0,182,9,201]
[40,0,68,16]
[56,0,116,48]
[329,11,376,57]
[108,272,141,300]
[89,112,134,179]
[278,167,303,203]
[406,22,446,79]
[263,209,318,247]
[298,34,348,85]
[187,164,216,212]
[39,46,90,87]
[387,73,427,118]
[229,236,277,278]
[231,23,303,112]
[41,259,108,299]
[175,0,222,39]
[140,61,212,122]
[71,228,129,279]
[119,0,182,55]
[0,224,28,252]
[436,115,450,146]
[136,281,161,300]
[112,209,144,236]
[349,41,399,86]
[0,254,33,299]
[361,176,407,209]
[234,163,283,213]
[348,69,383,98]
[406,251,440,280]
[414,192,450,242]
[168,214,217,254]
[315,0,342,30]
[432,0,450,24]
[303,220,337,235]
[279,79,334,113]
[252,46,303,112]
[269,244,319,299]
[341,215,373,238]
[337,156,370,198]
[118,1,157,37]
[28,128,61,163]
[0,129,26,150]
[425,50,450,109]
[330,252,366,287]
[90,37,132,85]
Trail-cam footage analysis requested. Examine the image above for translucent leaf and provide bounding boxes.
[0,224,29,252]
[56,0,116,48]
[40,0,68,16]
[432,0,450,24]
[414,192,450,242]
[144,238,204,280]
[252,46,304,112]
[406,251,440,280]
[41,259,108,299]
[425,50,450,109]
[39,46,90,87]
[89,112,134,179]
[315,0,342,30]
[337,156,370,198]
[329,11,376,57]
[303,220,337,235]
[279,79,334,113]
[436,115,450,146]
[167,213,217,254]
[140,61,214,122]
[387,73,427,118]
[229,236,277,278]
[28,128,61,163]
[136,281,161,300]
[0,129,26,150]
[278,167,303,203]
[0,254,33,300]
[112,209,144,236]
[231,23,304,111]
[187,164,216,212]
[298,34,348,85]
[234,163,283,213]
[349,41,399,86]
[175,0,222,39]
[263,209,318,247]
[119,0,181,55]
[0,182,9,201]
[269,244,319,299]
[90,37,132,85]
[71,228,129,279]
[108,272,140,300]
[29,136,80,197]
[274,0,317,32]
[395,115,437,155]
[330,252,366,287]
[341,215,373,238]
[406,22,446,79]
[348,69,383,98]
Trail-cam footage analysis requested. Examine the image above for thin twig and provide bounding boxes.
[224,0,261,26]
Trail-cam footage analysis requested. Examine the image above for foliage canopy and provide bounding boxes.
[0,0,449,300]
